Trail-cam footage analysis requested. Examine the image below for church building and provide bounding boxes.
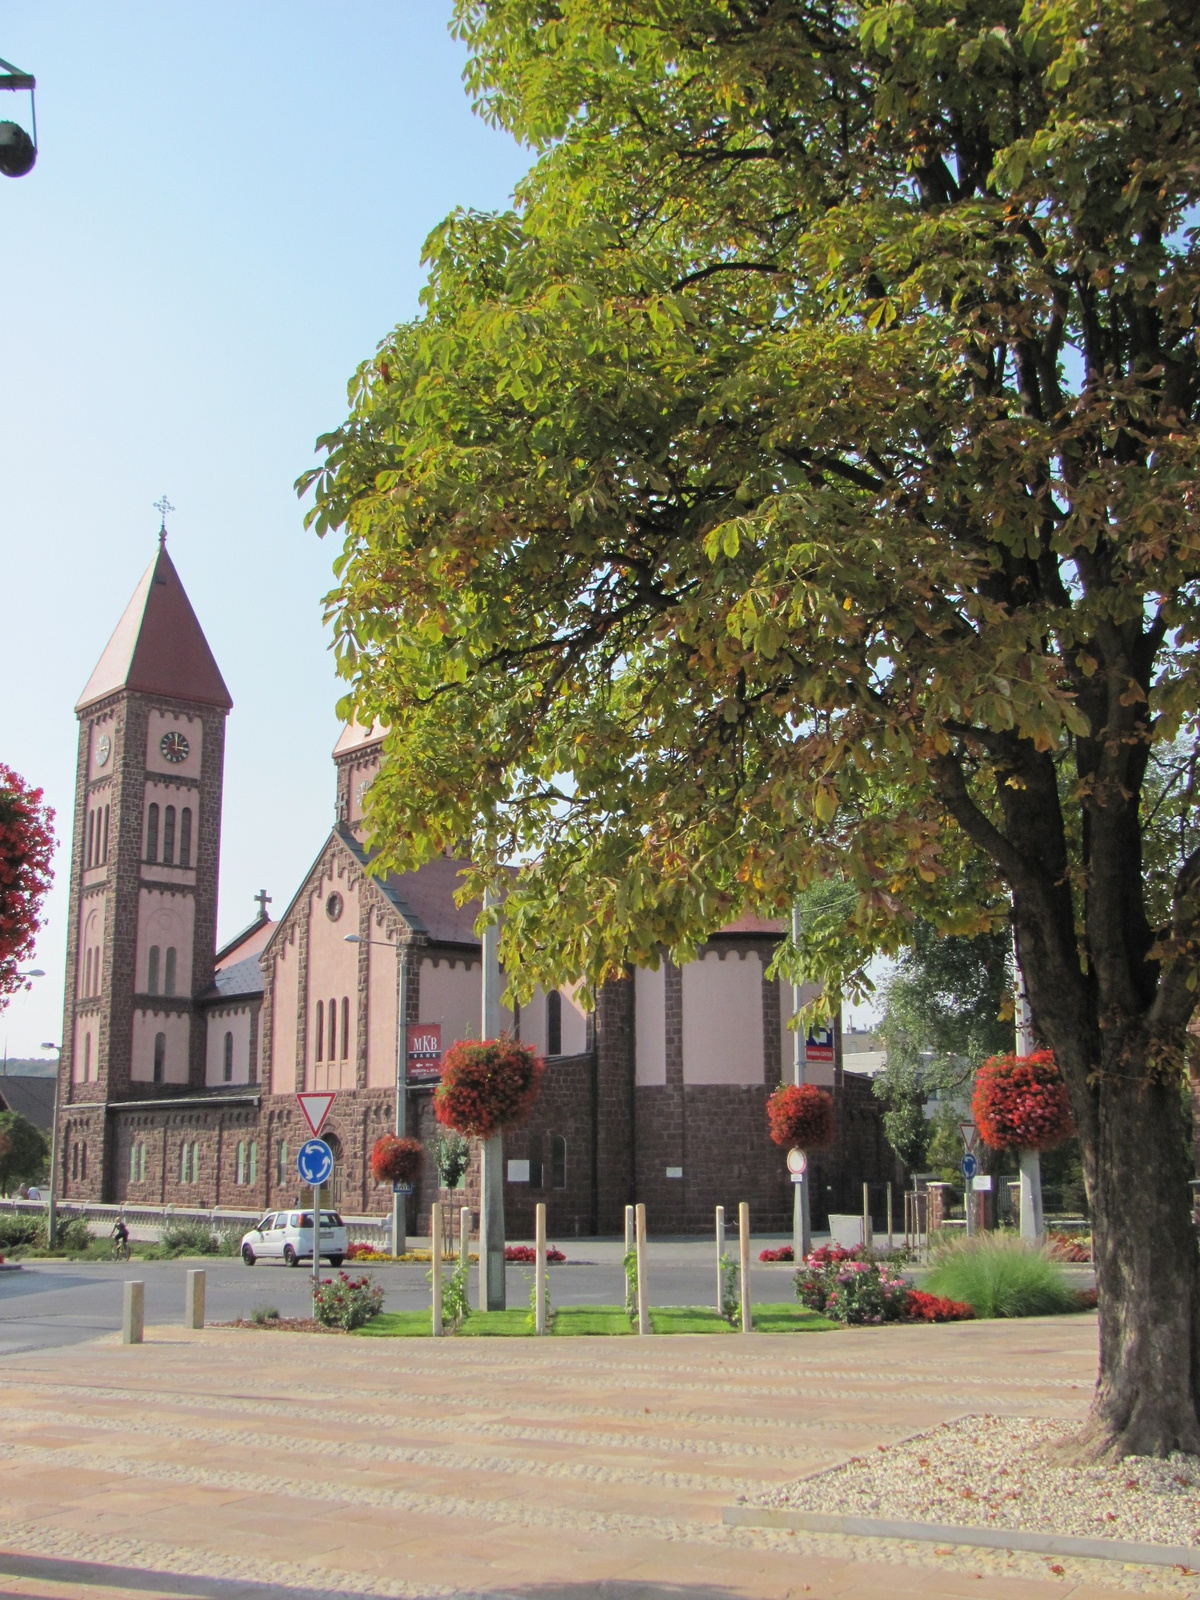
[55,538,900,1236]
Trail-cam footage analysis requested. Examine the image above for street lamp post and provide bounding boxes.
[41,1041,60,1247]
[345,935,408,1254]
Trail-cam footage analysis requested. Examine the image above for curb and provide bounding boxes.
[721,1506,1200,1569]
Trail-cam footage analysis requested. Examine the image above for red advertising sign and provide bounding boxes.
[805,1024,834,1064]
[406,1023,443,1085]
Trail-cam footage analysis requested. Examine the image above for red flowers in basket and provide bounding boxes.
[435,1037,545,1139]
[369,1134,424,1187]
[766,1083,836,1149]
[972,1050,1074,1152]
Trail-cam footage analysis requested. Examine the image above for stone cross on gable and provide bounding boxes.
[254,889,272,920]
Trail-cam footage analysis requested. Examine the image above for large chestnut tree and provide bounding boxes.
[303,0,1200,1458]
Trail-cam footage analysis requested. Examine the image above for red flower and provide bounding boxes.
[973,1051,1074,1152]
[905,1289,974,1322]
[435,1037,545,1139]
[0,765,54,1005]
[766,1084,836,1149]
[370,1135,424,1186]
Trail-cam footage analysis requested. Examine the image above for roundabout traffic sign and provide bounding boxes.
[961,1151,978,1181]
[297,1138,334,1188]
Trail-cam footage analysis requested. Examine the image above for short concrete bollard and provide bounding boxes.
[122,1280,144,1345]
[715,1204,726,1314]
[738,1201,753,1333]
[185,1268,205,1330]
[430,1201,443,1337]
[534,1201,547,1336]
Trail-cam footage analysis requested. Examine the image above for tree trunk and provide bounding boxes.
[1077,1069,1200,1459]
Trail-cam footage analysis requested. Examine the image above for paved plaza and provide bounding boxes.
[1,1308,1193,1600]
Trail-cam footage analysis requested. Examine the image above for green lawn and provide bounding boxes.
[356,1301,839,1338]
[552,1306,631,1335]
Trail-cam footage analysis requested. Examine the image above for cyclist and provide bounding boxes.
[110,1216,130,1259]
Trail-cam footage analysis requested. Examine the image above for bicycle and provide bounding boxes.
[108,1235,130,1262]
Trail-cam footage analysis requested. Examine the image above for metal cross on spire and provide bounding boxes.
[153,495,175,544]
[254,889,273,920]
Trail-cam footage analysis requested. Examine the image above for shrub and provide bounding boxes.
[314,1271,384,1330]
[973,1050,1074,1153]
[433,1129,471,1189]
[370,1134,424,1187]
[159,1220,219,1256]
[794,1252,909,1324]
[766,1083,836,1149]
[759,1245,794,1263]
[435,1037,545,1139]
[250,1305,280,1325]
[905,1289,975,1323]
[504,1244,566,1263]
[924,1234,1078,1318]
[55,1216,92,1253]
[0,1215,39,1250]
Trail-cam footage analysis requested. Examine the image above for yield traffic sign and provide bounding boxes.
[297,1092,335,1137]
[959,1121,977,1151]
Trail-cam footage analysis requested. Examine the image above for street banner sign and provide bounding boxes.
[406,1024,443,1085]
[297,1092,334,1137]
[786,1147,808,1176]
[297,1139,334,1188]
[805,1023,834,1064]
[961,1152,978,1181]
[959,1121,977,1151]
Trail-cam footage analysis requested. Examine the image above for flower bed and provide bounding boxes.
[313,1271,385,1330]
[505,1244,566,1263]
[346,1242,391,1261]
[1048,1230,1092,1262]
[794,1249,974,1325]
[759,1246,794,1263]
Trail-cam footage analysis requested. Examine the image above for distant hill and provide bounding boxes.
[0,1058,57,1078]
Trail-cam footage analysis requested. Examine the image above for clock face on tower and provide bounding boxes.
[96,734,111,767]
[160,731,190,765]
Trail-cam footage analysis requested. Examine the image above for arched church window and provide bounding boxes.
[71,1142,78,1180]
[341,997,349,1060]
[223,1030,233,1082]
[276,1138,288,1184]
[249,1141,258,1184]
[101,805,109,864]
[80,1142,87,1180]
[130,1144,139,1184]
[83,1032,91,1081]
[315,1001,324,1062]
[164,947,177,996]
[328,998,337,1063]
[146,803,159,862]
[551,1135,567,1190]
[85,948,93,996]
[148,946,160,995]
[163,805,176,865]
[236,1141,246,1184]
[94,937,101,994]
[547,990,562,1056]
[179,807,192,868]
[153,1031,165,1084]
[86,810,95,869]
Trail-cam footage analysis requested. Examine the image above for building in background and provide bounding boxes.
[54,540,901,1233]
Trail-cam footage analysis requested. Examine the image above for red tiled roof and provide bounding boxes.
[76,543,232,711]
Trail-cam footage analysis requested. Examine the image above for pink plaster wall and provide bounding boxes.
[145,709,203,778]
[634,964,667,1085]
[417,956,485,1048]
[682,950,764,1085]
[77,894,106,1000]
[306,868,359,1092]
[205,1006,253,1086]
[560,981,588,1056]
[270,937,298,1094]
[73,1014,97,1083]
[367,918,399,1089]
[136,891,195,995]
[130,1009,190,1084]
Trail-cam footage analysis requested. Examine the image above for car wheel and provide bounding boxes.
[283,1244,298,1267]
[328,1255,344,1267]
[242,1245,256,1266]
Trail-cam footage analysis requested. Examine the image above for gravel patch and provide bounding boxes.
[751,1414,1200,1550]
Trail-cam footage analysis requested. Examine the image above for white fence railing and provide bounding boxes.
[0,1196,391,1244]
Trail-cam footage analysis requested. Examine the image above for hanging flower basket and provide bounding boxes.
[369,1135,424,1187]
[435,1037,545,1140]
[766,1083,836,1150]
[972,1050,1074,1152]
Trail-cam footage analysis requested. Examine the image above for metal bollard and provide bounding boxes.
[122,1280,144,1344]
[185,1268,205,1329]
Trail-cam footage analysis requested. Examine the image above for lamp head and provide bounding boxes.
[0,120,35,176]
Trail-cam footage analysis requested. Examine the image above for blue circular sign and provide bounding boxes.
[961,1152,978,1181]
[297,1138,334,1187]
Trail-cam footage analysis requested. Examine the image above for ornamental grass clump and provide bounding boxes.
[925,1234,1077,1319]
[435,1037,545,1139]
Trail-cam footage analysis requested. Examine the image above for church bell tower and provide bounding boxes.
[58,529,232,1192]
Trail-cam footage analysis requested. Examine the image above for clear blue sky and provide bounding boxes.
[0,3,530,1058]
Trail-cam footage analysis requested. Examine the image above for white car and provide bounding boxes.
[240,1210,348,1268]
